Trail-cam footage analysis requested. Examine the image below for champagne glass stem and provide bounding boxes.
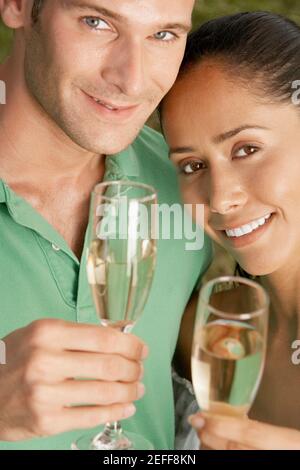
[91,326,134,450]
[92,421,131,450]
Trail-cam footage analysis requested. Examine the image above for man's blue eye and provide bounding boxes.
[154,31,176,42]
[84,17,110,30]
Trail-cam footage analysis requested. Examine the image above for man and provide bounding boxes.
[0,0,211,449]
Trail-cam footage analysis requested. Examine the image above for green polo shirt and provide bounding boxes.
[0,125,212,450]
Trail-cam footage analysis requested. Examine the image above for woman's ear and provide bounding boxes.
[1,0,28,29]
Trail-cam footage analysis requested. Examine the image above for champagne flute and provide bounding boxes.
[73,181,157,450]
[191,276,269,420]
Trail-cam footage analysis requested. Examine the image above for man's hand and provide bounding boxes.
[189,412,300,450]
[0,319,148,441]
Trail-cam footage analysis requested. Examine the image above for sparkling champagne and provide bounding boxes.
[87,238,156,331]
[192,320,264,416]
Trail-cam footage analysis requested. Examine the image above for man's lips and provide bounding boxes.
[83,91,139,112]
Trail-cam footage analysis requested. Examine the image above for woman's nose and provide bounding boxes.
[209,168,248,215]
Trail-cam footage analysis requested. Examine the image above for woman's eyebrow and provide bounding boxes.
[168,124,271,156]
[213,125,270,144]
[169,146,197,157]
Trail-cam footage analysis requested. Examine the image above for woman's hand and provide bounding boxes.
[189,412,300,450]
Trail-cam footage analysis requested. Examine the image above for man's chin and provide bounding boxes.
[71,132,140,156]
[54,117,134,154]
[93,129,143,155]
[56,106,148,154]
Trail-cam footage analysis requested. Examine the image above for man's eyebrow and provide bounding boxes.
[61,1,126,22]
[61,1,191,32]
[213,125,270,144]
[159,23,192,34]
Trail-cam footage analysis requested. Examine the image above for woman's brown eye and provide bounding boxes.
[235,145,259,158]
[181,161,204,174]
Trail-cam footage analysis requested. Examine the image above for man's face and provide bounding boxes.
[23,0,194,154]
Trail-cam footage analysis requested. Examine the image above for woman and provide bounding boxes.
[162,12,300,450]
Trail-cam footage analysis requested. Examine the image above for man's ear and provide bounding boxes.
[1,0,29,29]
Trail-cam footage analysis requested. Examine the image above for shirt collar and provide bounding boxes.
[106,144,140,179]
[0,180,5,203]
[0,140,140,260]
[0,178,78,262]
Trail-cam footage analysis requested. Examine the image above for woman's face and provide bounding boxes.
[162,60,300,276]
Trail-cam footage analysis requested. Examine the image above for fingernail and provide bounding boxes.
[188,414,205,429]
[137,382,145,399]
[141,345,149,360]
[139,363,144,380]
[123,404,136,418]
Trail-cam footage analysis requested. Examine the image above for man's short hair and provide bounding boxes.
[31,0,44,23]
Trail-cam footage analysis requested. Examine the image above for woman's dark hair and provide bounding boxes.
[31,0,45,24]
[178,11,300,105]
[234,263,257,280]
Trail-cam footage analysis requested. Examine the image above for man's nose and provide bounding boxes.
[101,38,145,98]
[209,167,248,215]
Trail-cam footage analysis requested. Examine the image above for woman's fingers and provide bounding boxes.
[200,430,255,450]
[189,412,300,450]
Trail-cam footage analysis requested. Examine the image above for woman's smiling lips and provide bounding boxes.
[82,90,140,121]
[215,212,276,248]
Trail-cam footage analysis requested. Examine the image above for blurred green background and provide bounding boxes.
[1,0,299,62]
[0,0,299,277]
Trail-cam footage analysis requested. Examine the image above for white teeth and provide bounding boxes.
[257,217,266,226]
[104,104,115,110]
[250,221,259,231]
[92,98,116,110]
[225,214,272,238]
[235,228,244,237]
[241,225,253,235]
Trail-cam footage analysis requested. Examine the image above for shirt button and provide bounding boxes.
[52,243,60,252]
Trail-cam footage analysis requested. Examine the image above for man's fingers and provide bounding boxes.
[29,380,145,407]
[25,350,143,384]
[26,319,148,361]
[62,403,137,432]
[34,403,137,436]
